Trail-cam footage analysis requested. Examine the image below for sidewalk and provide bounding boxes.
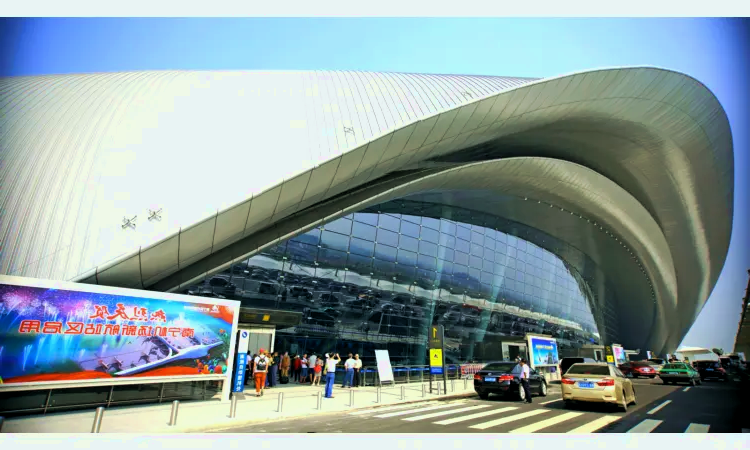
[4,378,525,433]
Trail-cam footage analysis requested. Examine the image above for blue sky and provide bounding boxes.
[1,18,748,354]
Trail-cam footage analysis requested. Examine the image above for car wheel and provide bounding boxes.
[518,384,526,402]
[539,382,548,397]
[619,390,628,412]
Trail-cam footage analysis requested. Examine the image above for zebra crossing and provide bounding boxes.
[350,399,713,433]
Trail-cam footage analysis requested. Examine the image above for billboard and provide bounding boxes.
[0,276,240,387]
[612,345,626,364]
[527,335,559,367]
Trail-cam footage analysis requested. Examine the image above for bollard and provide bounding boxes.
[422,383,426,398]
[277,392,284,413]
[437,383,442,396]
[230,394,238,419]
[349,389,354,407]
[451,379,455,392]
[400,385,405,400]
[91,406,105,433]
[317,391,323,410]
[377,386,382,403]
[464,378,468,390]
[169,400,180,426]
[0,416,4,433]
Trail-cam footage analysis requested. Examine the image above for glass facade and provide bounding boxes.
[184,200,614,367]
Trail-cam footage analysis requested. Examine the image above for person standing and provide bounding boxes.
[324,353,341,398]
[300,354,309,384]
[518,359,532,404]
[268,352,279,387]
[253,350,270,397]
[353,354,362,388]
[307,353,317,383]
[342,353,356,388]
[293,354,302,382]
[313,358,323,385]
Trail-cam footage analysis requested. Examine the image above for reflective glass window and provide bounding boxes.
[469,267,480,281]
[438,246,454,262]
[374,243,397,262]
[397,249,417,266]
[379,214,400,232]
[376,228,399,247]
[350,237,375,257]
[469,255,482,269]
[484,250,495,263]
[292,227,321,245]
[470,243,484,258]
[436,259,453,275]
[320,230,350,250]
[421,227,440,244]
[354,212,379,226]
[454,264,469,277]
[440,220,456,235]
[402,214,421,225]
[471,231,484,245]
[482,259,494,273]
[417,254,437,271]
[399,235,419,253]
[319,248,347,267]
[439,233,456,248]
[419,240,438,258]
[347,253,373,272]
[456,225,471,241]
[325,218,352,235]
[287,241,318,264]
[373,259,397,277]
[456,238,470,254]
[352,221,377,241]
[401,220,420,238]
[454,251,469,266]
[422,217,440,230]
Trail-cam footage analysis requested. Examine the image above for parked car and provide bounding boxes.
[693,360,728,381]
[619,361,657,379]
[561,362,636,412]
[560,357,596,376]
[658,363,702,386]
[473,361,548,401]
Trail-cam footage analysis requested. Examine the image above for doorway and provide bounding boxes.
[243,327,276,355]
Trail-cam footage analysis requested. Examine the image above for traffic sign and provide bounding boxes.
[606,355,614,363]
[430,348,443,367]
[429,325,444,349]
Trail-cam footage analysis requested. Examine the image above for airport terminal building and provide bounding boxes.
[0,68,734,372]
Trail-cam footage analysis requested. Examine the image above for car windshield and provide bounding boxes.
[663,364,687,370]
[632,362,651,367]
[567,365,610,375]
[482,363,518,373]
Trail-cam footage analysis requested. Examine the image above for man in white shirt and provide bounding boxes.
[342,353,356,388]
[253,351,270,397]
[307,354,317,383]
[353,354,363,388]
[300,354,309,384]
[518,359,532,404]
[324,353,341,398]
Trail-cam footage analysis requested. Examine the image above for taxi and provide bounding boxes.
[561,362,636,412]
[658,363,702,386]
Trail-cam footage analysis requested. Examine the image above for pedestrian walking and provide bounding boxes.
[518,359,532,404]
[253,350,270,397]
[342,353,355,388]
[353,354,362,388]
[308,353,318,383]
[293,354,302,382]
[300,354,309,384]
[324,353,341,398]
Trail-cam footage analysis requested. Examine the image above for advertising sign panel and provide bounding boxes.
[612,345,626,365]
[527,335,559,367]
[0,276,240,387]
[233,330,250,393]
[374,350,394,383]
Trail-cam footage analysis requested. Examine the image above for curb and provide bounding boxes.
[194,391,479,433]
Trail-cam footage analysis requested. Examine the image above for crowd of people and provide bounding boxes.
[245,350,363,398]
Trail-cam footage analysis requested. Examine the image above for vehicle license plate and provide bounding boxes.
[484,377,496,382]
[706,368,713,371]
[578,382,594,388]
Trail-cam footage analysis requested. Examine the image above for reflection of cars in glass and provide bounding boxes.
[319,293,342,307]
[693,360,727,381]
[658,363,702,386]
[258,282,278,295]
[473,361,548,401]
[562,363,636,412]
[289,286,313,299]
[304,310,336,327]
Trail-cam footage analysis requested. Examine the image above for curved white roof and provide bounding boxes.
[0,68,734,355]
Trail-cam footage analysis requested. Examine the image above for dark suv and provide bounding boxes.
[693,360,728,381]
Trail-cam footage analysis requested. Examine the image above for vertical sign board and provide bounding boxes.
[612,345,625,365]
[604,345,615,366]
[374,350,395,384]
[428,325,446,394]
[646,351,653,360]
[232,330,250,393]
[526,335,560,369]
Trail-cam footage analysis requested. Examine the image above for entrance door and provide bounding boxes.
[244,327,275,355]
[594,350,603,362]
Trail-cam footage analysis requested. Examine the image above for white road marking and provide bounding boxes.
[469,409,551,430]
[567,415,620,433]
[374,403,458,418]
[402,405,491,422]
[685,423,710,433]
[508,412,583,433]
[647,400,672,415]
[540,398,562,405]
[434,407,518,425]
[348,402,438,415]
[683,387,691,392]
[627,419,663,433]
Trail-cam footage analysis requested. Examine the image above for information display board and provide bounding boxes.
[605,345,615,365]
[428,325,445,375]
[233,330,250,393]
[0,275,240,388]
[612,345,626,365]
[527,335,559,367]
[374,350,394,383]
